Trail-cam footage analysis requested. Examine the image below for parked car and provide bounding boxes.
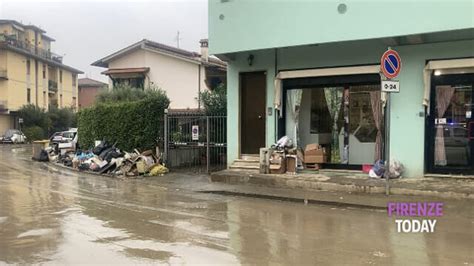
[49,129,78,151]
[1,129,27,144]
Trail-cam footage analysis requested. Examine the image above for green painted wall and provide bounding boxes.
[226,39,474,177]
[209,0,474,54]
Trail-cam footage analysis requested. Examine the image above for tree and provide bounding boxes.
[17,104,49,140]
[47,107,77,134]
[199,83,227,115]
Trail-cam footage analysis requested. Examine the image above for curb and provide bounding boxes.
[210,171,474,200]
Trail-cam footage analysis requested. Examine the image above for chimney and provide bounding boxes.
[199,39,209,62]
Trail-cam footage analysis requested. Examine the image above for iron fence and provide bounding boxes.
[164,111,227,173]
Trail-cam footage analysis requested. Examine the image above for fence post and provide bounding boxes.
[206,116,210,174]
[164,109,168,166]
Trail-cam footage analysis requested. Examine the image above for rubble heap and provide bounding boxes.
[47,140,168,177]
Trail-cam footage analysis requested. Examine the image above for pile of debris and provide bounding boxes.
[47,140,168,177]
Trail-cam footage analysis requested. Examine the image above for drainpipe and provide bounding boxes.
[198,65,201,110]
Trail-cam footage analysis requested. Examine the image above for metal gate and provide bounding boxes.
[164,110,226,173]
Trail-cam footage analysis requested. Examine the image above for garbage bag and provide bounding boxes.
[372,160,385,177]
[92,140,111,155]
[388,159,404,179]
[38,149,49,162]
[149,164,169,176]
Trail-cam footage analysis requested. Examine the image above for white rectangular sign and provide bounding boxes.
[381,80,400,93]
[192,125,199,141]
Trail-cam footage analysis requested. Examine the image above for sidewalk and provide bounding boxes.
[210,169,474,200]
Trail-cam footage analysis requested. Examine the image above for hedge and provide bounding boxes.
[77,96,169,151]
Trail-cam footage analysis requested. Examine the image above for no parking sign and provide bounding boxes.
[381,49,401,93]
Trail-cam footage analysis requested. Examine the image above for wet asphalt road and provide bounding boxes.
[0,145,473,265]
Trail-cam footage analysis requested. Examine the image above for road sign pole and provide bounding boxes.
[384,92,390,196]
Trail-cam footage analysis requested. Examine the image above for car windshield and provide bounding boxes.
[4,130,17,138]
[62,132,76,139]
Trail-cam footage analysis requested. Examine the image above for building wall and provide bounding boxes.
[209,0,474,54]
[78,86,103,109]
[59,70,77,109]
[225,39,474,178]
[144,50,202,109]
[0,114,13,134]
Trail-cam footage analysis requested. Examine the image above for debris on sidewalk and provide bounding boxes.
[43,139,168,178]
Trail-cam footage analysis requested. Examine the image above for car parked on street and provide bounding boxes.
[0,129,27,144]
[49,128,78,151]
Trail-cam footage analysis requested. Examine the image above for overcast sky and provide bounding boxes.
[0,0,208,82]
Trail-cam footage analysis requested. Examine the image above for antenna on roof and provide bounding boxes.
[175,31,182,48]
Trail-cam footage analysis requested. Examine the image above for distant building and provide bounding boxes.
[0,19,82,133]
[92,39,226,109]
[78,78,107,109]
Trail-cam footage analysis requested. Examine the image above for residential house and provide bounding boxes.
[92,39,226,109]
[209,1,474,177]
[0,19,82,133]
[78,77,107,109]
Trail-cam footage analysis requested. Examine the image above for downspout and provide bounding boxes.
[274,48,278,142]
[198,64,201,110]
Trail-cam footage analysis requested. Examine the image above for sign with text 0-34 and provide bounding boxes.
[382,80,400,93]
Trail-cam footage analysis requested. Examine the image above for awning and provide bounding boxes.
[423,58,474,107]
[274,65,380,110]
[102,67,150,75]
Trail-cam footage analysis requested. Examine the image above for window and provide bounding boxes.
[310,89,335,134]
[59,70,63,83]
[27,88,31,103]
[42,64,46,79]
[72,74,77,87]
[43,91,46,107]
[72,97,77,109]
[60,94,63,107]
[26,60,31,75]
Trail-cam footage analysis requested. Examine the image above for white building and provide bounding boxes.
[92,39,226,109]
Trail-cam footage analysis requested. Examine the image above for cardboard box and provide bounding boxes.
[286,155,297,174]
[269,161,286,174]
[304,155,327,164]
[304,144,326,163]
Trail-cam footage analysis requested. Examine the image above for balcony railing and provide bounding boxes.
[48,80,58,92]
[0,100,7,112]
[0,69,6,79]
[0,34,63,63]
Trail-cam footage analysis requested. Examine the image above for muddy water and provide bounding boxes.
[0,145,472,265]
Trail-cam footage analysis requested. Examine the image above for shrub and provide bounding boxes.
[47,107,77,135]
[199,83,226,115]
[17,104,49,129]
[23,126,46,141]
[78,92,170,151]
[95,84,168,104]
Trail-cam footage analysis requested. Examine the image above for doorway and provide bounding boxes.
[240,72,266,155]
[427,73,474,174]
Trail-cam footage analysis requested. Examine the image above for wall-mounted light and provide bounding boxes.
[247,54,254,66]
[434,70,442,76]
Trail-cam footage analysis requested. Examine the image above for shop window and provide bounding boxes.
[310,89,344,134]
[349,85,379,143]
